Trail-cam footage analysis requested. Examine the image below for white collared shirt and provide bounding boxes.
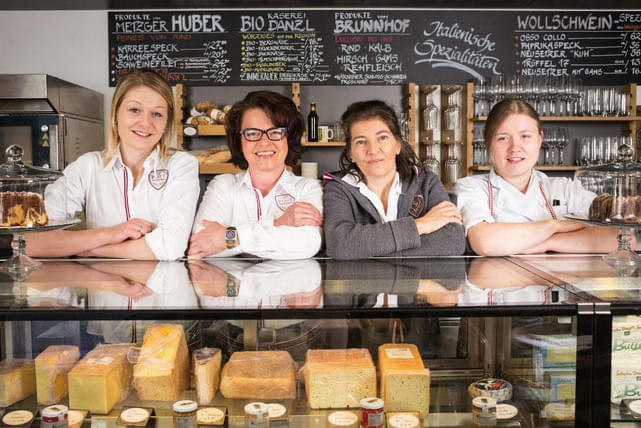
[192,169,322,259]
[341,172,402,222]
[454,169,596,233]
[44,147,200,260]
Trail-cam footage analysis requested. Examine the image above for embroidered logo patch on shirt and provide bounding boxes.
[409,194,424,218]
[148,169,169,190]
[275,193,295,211]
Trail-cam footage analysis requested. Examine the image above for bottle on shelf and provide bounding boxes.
[307,103,319,142]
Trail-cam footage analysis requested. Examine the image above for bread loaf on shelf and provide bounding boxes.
[302,348,376,409]
[68,343,133,414]
[219,350,296,400]
[35,345,80,405]
[133,324,189,401]
[378,343,430,418]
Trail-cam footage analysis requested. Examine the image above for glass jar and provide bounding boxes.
[173,400,198,428]
[244,402,269,428]
[41,405,68,428]
[359,397,384,428]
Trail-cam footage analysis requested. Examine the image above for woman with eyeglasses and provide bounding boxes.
[188,91,322,259]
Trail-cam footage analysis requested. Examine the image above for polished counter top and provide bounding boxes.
[0,254,636,319]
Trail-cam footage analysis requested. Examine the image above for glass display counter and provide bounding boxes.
[0,256,612,427]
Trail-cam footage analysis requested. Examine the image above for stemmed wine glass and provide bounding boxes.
[420,85,439,132]
[422,143,440,177]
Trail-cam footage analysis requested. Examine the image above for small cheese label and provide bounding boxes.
[197,408,225,425]
[2,410,34,426]
[120,408,150,424]
[628,399,641,414]
[496,404,518,420]
[67,410,85,428]
[389,414,419,428]
[384,348,413,359]
[266,404,286,419]
[327,411,358,427]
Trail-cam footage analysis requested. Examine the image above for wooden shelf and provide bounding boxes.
[472,166,580,171]
[198,162,243,174]
[302,141,346,147]
[195,124,226,136]
[473,116,641,122]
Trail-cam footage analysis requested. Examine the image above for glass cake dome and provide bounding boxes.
[0,145,73,277]
[574,143,641,268]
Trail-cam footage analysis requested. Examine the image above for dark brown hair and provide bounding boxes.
[484,98,541,148]
[339,100,419,181]
[226,91,304,170]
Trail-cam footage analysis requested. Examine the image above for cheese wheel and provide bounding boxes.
[468,378,512,402]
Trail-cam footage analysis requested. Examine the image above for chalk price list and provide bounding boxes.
[239,12,330,83]
[515,12,641,79]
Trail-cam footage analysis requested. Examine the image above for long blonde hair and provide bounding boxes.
[104,69,176,165]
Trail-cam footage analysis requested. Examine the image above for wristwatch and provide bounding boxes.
[225,226,238,249]
[226,273,238,297]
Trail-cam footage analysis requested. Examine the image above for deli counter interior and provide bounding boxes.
[0,255,640,427]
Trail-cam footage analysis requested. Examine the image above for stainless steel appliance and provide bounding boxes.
[0,74,104,171]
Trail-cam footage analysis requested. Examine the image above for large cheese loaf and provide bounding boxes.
[68,344,133,414]
[378,343,430,418]
[220,351,296,400]
[303,349,376,409]
[193,348,222,405]
[35,345,80,405]
[0,359,36,407]
[133,324,189,401]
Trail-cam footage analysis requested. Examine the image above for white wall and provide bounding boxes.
[0,11,113,123]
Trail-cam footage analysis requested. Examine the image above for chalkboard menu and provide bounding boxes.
[109,10,641,86]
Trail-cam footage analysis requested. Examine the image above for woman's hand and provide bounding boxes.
[274,202,323,227]
[187,220,228,259]
[104,218,154,244]
[414,201,463,235]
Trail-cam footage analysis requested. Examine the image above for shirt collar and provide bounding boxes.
[489,167,540,193]
[242,168,298,196]
[342,172,402,196]
[103,144,161,171]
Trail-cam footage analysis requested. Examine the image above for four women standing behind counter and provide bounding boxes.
[25,74,620,260]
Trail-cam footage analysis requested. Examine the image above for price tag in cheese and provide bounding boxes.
[327,411,359,428]
[2,410,34,426]
[388,413,420,428]
[266,404,287,420]
[67,410,86,428]
[628,400,641,416]
[196,408,225,425]
[384,348,414,359]
[120,408,150,424]
[496,404,518,420]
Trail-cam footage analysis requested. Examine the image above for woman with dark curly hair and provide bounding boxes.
[323,100,465,259]
[189,91,322,259]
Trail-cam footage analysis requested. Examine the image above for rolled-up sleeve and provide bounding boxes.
[145,152,200,260]
[453,176,494,233]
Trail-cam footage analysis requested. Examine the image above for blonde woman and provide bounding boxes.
[26,69,199,260]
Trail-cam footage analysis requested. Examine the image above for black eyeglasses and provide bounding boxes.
[240,127,287,141]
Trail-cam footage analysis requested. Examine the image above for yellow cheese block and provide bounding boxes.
[133,324,189,401]
[68,343,133,414]
[193,348,221,405]
[35,345,79,405]
[303,349,376,409]
[378,343,430,418]
[0,359,36,407]
[219,351,296,400]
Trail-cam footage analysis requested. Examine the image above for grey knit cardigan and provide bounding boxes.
[322,166,466,260]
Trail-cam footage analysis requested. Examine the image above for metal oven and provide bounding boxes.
[0,74,104,171]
